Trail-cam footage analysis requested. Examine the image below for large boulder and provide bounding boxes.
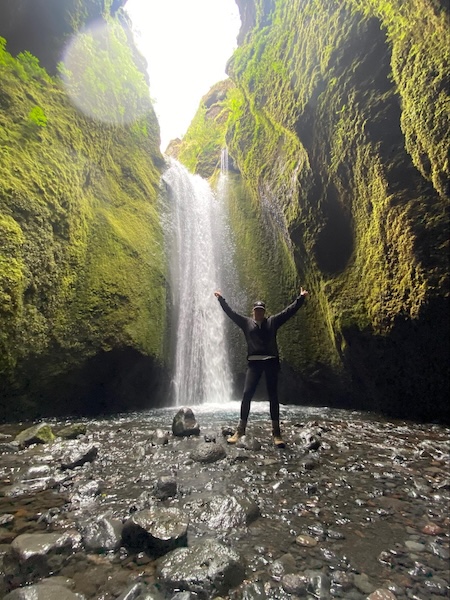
[192,495,260,530]
[78,516,123,552]
[191,442,226,464]
[3,530,81,586]
[61,443,98,470]
[122,508,188,556]
[14,423,55,448]
[156,538,245,596]
[172,408,200,437]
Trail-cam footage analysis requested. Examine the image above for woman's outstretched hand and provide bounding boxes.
[300,287,309,297]
[214,291,222,298]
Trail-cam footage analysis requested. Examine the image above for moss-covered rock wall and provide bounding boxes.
[0,3,168,421]
[176,0,449,422]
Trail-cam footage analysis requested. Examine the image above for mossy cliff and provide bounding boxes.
[177,0,449,422]
[0,2,168,421]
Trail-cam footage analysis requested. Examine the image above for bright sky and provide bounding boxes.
[124,0,241,151]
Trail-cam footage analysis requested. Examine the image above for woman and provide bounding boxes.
[214,288,308,447]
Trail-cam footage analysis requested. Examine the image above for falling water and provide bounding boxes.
[161,158,234,406]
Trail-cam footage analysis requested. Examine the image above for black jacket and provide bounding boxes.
[218,295,305,359]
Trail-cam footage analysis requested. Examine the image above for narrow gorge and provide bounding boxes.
[0,0,449,424]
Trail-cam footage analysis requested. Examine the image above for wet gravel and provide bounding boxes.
[0,402,449,599]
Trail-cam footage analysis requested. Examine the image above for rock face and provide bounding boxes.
[177,0,449,423]
[0,1,168,421]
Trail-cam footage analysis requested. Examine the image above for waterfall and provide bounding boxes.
[220,147,229,173]
[162,158,233,406]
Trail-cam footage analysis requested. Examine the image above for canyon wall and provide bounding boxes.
[175,0,449,422]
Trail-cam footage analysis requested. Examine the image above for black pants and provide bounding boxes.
[240,358,280,422]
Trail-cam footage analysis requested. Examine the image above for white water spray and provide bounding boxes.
[162,158,234,406]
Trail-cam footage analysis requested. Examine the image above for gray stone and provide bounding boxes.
[193,494,260,530]
[61,444,98,470]
[56,423,87,439]
[117,582,165,600]
[3,583,81,599]
[3,530,81,583]
[268,552,296,580]
[239,580,267,599]
[191,441,226,463]
[299,428,321,451]
[172,407,200,437]
[153,476,177,500]
[122,508,188,555]
[79,516,123,552]
[157,538,245,596]
[281,573,308,596]
[353,573,375,594]
[14,423,55,448]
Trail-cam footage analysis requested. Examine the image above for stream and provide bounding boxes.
[0,403,449,599]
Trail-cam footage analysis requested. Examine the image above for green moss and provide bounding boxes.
[0,31,166,414]
[179,0,448,413]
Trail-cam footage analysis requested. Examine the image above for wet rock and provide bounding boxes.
[151,429,170,446]
[156,538,245,596]
[302,457,318,470]
[405,539,426,552]
[117,582,164,600]
[233,434,262,451]
[172,408,200,437]
[237,580,266,599]
[41,576,76,589]
[191,441,226,463]
[268,552,296,580]
[193,494,260,530]
[0,514,14,526]
[367,590,397,600]
[14,423,55,448]
[25,464,52,478]
[421,522,444,535]
[295,534,318,547]
[305,571,331,598]
[428,541,450,559]
[353,572,375,594]
[153,476,177,500]
[79,516,123,552]
[122,507,188,555]
[2,477,58,497]
[331,570,354,591]
[281,573,308,595]
[299,428,321,451]
[423,576,450,595]
[3,582,81,599]
[3,530,82,584]
[56,423,87,439]
[61,444,98,470]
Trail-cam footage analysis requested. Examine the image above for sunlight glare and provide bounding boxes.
[61,19,151,125]
[125,0,241,149]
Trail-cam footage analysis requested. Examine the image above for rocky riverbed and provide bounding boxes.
[0,402,449,600]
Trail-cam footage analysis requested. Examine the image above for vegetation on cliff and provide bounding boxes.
[177,0,449,420]
[0,19,167,420]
